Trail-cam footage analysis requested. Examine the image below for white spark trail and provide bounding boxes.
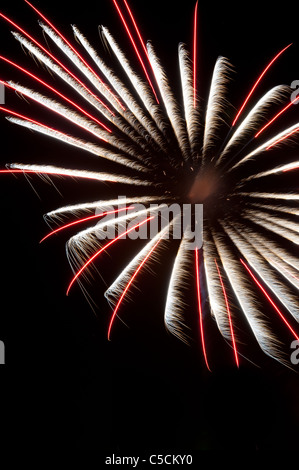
[46,196,167,222]
[9,163,153,186]
[147,42,190,161]
[178,43,201,156]
[239,192,299,201]
[202,57,232,159]
[164,227,194,344]
[203,228,234,341]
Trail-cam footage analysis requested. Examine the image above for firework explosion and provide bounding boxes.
[1,0,299,371]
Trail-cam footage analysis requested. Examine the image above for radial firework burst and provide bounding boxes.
[1,0,299,370]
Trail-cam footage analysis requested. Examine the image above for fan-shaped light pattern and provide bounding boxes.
[1,0,299,369]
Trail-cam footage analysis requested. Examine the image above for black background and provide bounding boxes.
[0,0,299,456]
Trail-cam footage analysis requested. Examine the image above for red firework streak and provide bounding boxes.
[111,0,160,104]
[66,215,155,295]
[123,0,150,62]
[240,259,299,341]
[232,43,292,127]
[0,12,114,116]
[214,259,239,367]
[40,206,135,243]
[195,248,211,371]
[107,236,162,340]
[23,0,125,112]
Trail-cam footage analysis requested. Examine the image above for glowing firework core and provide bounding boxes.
[187,168,220,204]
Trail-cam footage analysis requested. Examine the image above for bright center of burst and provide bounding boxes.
[187,168,220,204]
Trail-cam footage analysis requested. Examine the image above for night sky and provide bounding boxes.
[0,0,299,456]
